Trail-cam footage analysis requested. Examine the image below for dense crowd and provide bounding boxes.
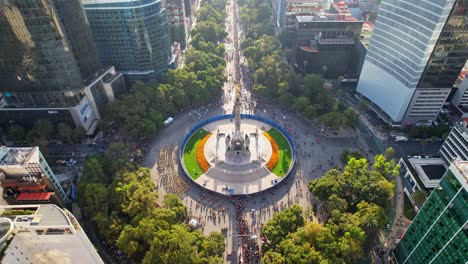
[229,197,260,263]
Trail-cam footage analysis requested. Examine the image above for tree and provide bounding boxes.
[105,142,131,170]
[384,147,395,158]
[71,127,85,142]
[355,201,386,232]
[80,157,110,185]
[8,125,25,143]
[372,153,400,178]
[35,119,54,140]
[201,232,225,258]
[239,13,250,25]
[117,169,158,218]
[326,194,348,213]
[340,150,363,164]
[308,169,345,201]
[262,251,285,264]
[163,194,187,222]
[412,190,428,205]
[358,101,368,112]
[294,96,310,112]
[57,123,72,143]
[78,183,109,218]
[262,204,304,250]
[343,107,358,126]
[143,225,202,264]
[321,112,347,128]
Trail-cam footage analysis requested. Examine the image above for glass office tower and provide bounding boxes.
[418,1,468,89]
[393,160,468,264]
[0,0,101,107]
[82,0,171,82]
[357,0,468,125]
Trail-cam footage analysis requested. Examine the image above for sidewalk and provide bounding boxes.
[341,95,388,141]
[383,174,411,256]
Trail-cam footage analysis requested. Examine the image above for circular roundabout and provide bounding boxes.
[180,113,296,195]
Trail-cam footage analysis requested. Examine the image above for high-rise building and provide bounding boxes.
[393,160,468,264]
[356,0,468,126]
[439,120,468,164]
[0,204,104,263]
[294,13,364,78]
[273,0,332,29]
[164,0,188,48]
[0,147,70,205]
[82,0,172,82]
[0,0,123,134]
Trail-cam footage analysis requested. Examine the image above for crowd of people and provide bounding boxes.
[157,147,189,195]
[229,197,260,264]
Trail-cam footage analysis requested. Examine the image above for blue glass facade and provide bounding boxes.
[0,0,101,107]
[83,0,171,81]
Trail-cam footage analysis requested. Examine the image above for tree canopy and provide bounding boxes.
[78,158,225,263]
[263,151,398,263]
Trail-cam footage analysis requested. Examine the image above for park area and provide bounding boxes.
[183,129,209,180]
[266,128,292,177]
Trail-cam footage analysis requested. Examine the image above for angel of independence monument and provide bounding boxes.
[180,84,295,195]
[222,88,257,165]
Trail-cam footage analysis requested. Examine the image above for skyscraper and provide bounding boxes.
[82,0,172,82]
[356,0,468,126]
[0,0,124,134]
[0,0,100,104]
[393,160,468,264]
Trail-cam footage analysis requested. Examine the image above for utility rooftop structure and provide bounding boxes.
[398,157,447,210]
[0,147,69,205]
[0,204,103,264]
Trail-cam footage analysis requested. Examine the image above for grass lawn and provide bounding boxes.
[403,194,417,220]
[183,129,209,180]
[267,128,292,177]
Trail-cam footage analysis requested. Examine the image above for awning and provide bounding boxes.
[18,184,47,191]
[1,182,18,187]
[16,192,53,201]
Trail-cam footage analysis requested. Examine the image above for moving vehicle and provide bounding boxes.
[394,136,408,142]
[164,117,174,126]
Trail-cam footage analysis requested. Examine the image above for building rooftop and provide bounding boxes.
[406,157,447,189]
[0,204,103,264]
[318,38,355,45]
[0,147,36,166]
[421,164,447,180]
[296,14,359,23]
[451,160,468,191]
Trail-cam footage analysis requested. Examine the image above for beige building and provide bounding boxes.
[0,204,103,264]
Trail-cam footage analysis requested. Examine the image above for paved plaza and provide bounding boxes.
[186,118,290,195]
